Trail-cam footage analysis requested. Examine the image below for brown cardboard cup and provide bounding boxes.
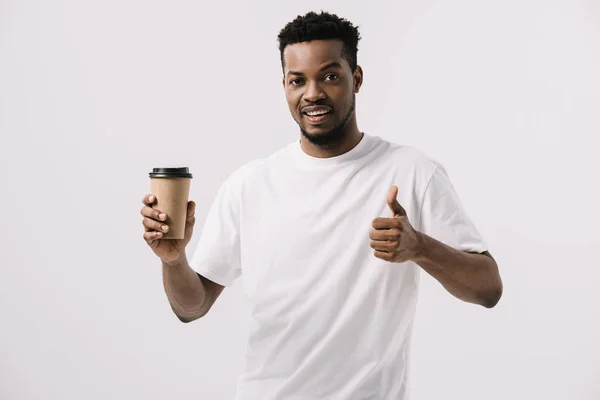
[149,167,193,239]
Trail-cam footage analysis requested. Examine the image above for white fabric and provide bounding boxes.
[190,133,487,399]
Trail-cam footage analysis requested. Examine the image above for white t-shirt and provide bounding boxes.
[190,133,487,400]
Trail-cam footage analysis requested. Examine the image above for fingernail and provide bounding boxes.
[162,225,169,232]
[159,213,166,220]
[149,195,154,202]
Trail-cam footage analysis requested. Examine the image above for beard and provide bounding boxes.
[298,95,356,147]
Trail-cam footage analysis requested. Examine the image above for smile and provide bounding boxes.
[302,109,332,124]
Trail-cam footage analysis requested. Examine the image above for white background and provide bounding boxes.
[1,0,599,399]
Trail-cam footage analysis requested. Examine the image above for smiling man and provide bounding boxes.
[141,10,503,400]
[284,38,359,151]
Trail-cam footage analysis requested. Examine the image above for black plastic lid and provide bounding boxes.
[149,167,193,178]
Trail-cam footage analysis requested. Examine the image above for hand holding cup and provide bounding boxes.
[141,167,194,264]
[141,194,196,264]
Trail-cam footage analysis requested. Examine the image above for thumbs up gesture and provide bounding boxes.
[370,186,423,263]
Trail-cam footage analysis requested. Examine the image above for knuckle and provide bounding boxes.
[143,218,155,229]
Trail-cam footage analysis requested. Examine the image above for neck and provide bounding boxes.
[300,122,363,159]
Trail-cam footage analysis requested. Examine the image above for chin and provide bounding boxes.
[303,126,328,134]
[301,127,348,147]
[302,126,331,138]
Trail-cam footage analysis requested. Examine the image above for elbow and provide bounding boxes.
[171,306,205,323]
[176,312,207,323]
[482,294,501,309]
[480,281,503,309]
[176,314,197,323]
[479,257,503,309]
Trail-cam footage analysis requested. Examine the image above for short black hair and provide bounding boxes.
[277,11,361,74]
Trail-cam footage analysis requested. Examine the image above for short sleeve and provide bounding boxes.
[189,176,242,287]
[418,162,488,253]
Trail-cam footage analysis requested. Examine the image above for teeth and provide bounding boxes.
[306,110,329,116]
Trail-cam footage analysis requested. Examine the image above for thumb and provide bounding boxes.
[387,186,407,217]
[183,200,196,243]
[185,201,196,227]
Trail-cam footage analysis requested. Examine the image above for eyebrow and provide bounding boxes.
[286,61,343,77]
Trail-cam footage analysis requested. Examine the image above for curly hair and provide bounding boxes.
[277,11,361,73]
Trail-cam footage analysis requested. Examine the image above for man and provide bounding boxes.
[140,11,502,400]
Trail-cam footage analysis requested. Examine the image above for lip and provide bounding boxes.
[304,112,331,125]
[302,106,333,125]
[302,105,332,114]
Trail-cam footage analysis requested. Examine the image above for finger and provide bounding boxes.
[372,217,399,230]
[186,201,196,221]
[184,201,196,234]
[144,230,163,241]
[386,186,408,217]
[374,250,393,261]
[369,228,401,241]
[140,205,167,222]
[370,240,398,252]
[142,194,157,206]
[143,217,170,233]
[386,186,398,209]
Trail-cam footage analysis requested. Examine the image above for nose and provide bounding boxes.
[303,81,326,103]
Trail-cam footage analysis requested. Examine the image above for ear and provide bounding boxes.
[353,65,363,93]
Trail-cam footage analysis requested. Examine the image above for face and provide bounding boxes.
[282,40,362,146]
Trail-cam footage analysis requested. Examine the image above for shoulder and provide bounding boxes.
[372,135,443,179]
[227,158,264,184]
[223,140,295,188]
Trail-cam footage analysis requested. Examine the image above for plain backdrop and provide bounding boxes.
[1,0,599,399]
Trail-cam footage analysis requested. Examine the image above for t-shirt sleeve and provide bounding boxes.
[418,161,488,253]
[188,175,242,287]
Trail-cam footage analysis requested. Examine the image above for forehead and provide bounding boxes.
[282,39,347,73]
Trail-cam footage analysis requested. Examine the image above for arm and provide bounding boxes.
[162,257,225,323]
[413,233,502,308]
[371,186,503,309]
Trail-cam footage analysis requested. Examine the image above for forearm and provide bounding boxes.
[162,257,208,322]
[413,233,503,308]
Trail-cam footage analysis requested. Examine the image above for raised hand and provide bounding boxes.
[369,186,423,263]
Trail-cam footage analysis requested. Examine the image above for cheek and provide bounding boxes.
[332,87,352,106]
[286,92,302,112]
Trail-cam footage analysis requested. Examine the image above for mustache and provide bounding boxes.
[301,101,332,108]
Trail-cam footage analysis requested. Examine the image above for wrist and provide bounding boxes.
[162,253,189,269]
[411,231,429,263]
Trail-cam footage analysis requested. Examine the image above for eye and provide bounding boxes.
[325,74,339,81]
[290,78,304,86]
